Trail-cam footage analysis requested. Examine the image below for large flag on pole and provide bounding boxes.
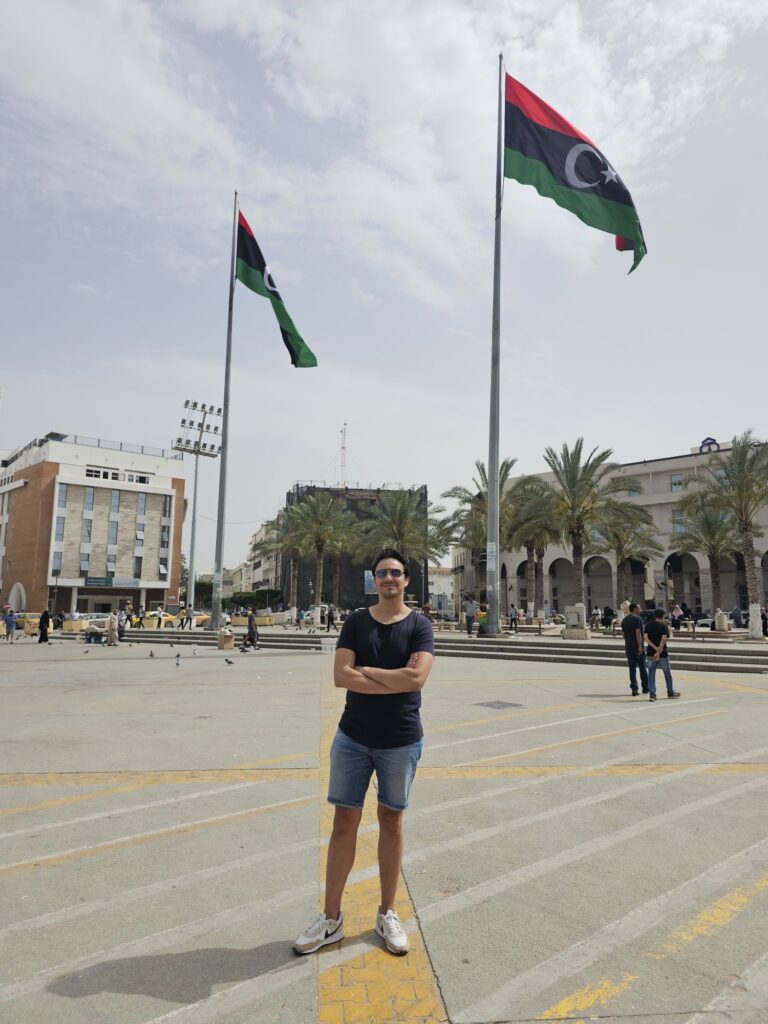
[235,212,318,367]
[504,74,646,272]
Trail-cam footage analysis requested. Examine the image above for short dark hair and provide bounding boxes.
[654,608,665,619]
[371,548,409,575]
[629,602,639,612]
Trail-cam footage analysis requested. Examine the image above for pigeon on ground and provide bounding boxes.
[224,658,234,665]
[193,647,198,656]
[149,650,155,658]
[169,643,175,648]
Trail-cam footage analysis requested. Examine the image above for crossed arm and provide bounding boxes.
[334,647,435,694]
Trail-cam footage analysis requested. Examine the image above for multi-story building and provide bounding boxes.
[250,522,281,593]
[0,432,185,614]
[452,438,768,617]
[427,565,453,614]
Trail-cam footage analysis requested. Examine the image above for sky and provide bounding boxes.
[1,0,767,570]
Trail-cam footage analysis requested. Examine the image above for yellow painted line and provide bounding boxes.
[537,973,636,1019]
[460,710,726,766]
[429,703,580,734]
[536,869,768,1018]
[674,674,768,695]
[0,768,319,787]
[0,784,158,818]
[0,794,316,878]
[316,667,448,1023]
[647,869,768,959]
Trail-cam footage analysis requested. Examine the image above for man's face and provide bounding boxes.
[373,558,409,600]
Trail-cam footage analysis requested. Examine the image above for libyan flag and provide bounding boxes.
[235,212,317,368]
[504,74,646,272]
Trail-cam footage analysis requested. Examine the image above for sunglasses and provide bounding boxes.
[374,568,404,579]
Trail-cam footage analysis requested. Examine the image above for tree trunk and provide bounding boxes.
[525,541,535,620]
[615,559,625,612]
[315,546,325,611]
[709,555,722,612]
[572,534,584,605]
[289,556,298,609]
[535,545,545,617]
[739,525,763,638]
[332,556,341,606]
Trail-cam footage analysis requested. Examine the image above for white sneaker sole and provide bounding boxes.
[292,923,344,955]
[375,922,409,956]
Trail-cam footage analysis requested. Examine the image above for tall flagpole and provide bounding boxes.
[486,54,504,636]
[211,189,239,631]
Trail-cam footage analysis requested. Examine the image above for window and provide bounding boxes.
[108,521,118,545]
[134,556,143,578]
[57,483,68,508]
[672,510,685,533]
[160,526,170,548]
[86,467,101,478]
[670,474,683,493]
[107,558,116,574]
[137,475,149,484]
[81,519,92,543]
[52,551,62,573]
[84,486,94,510]
[159,563,168,576]
[627,485,639,497]
[162,494,172,517]
[111,490,120,513]
[137,493,147,516]
[55,516,66,542]
[80,555,90,573]
[135,529,144,542]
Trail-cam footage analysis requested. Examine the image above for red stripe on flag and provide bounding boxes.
[238,211,255,237]
[505,75,596,148]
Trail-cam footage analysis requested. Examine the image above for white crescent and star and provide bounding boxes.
[262,265,279,293]
[564,143,620,189]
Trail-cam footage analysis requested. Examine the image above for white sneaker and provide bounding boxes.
[375,909,409,955]
[292,912,344,955]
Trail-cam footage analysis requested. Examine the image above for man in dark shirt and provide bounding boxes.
[293,548,435,957]
[644,608,681,702]
[620,602,648,696]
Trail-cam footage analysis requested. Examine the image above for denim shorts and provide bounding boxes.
[328,729,423,812]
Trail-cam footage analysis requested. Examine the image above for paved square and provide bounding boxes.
[1,639,767,1022]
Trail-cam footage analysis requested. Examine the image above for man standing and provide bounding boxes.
[3,608,17,643]
[508,604,519,634]
[644,608,681,702]
[326,602,338,633]
[620,602,648,696]
[293,549,434,957]
[463,595,479,637]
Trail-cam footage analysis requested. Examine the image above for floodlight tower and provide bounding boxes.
[172,400,222,620]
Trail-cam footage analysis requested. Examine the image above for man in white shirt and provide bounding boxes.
[463,596,479,637]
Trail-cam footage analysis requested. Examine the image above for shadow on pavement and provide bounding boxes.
[46,942,295,1005]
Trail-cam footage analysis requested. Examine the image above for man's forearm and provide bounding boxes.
[359,665,421,692]
[335,666,392,695]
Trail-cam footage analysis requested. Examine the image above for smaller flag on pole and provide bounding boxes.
[235,212,318,367]
[504,74,646,272]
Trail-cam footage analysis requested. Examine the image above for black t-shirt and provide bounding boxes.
[337,609,435,748]
[621,613,644,650]
[645,619,670,657]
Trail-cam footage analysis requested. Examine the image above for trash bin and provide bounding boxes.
[320,637,336,654]
[217,629,235,651]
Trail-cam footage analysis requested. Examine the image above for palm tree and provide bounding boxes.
[327,517,366,607]
[543,439,642,605]
[684,431,768,635]
[675,494,744,613]
[592,512,662,610]
[505,483,559,619]
[283,494,357,610]
[443,458,516,598]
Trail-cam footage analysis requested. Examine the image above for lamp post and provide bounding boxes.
[172,401,222,626]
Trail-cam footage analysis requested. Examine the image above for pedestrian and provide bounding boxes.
[135,606,145,629]
[293,548,435,957]
[178,606,190,630]
[671,604,684,631]
[601,605,614,630]
[730,606,744,628]
[71,608,81,621]
[297,607,304,630]
[327,603,338,633]
[508,604,519,633]
[644,608,680,702]
[117,608,127,640]
[241,608,259,650]
[107,610,120,646]
[38,608,51,643]
[463,595,479,638]
[762,607,768,638]
[4,608,17,643]
[620,602,648,696]
[619,598,631,621]
[55,610,65,630]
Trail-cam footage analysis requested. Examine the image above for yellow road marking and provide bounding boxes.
[537,869,768,1018]
[0,767,319,787]
[316,666,447,1022]
[0,794,316,878]
[460,710,727,766]
[537,973,637,1020]
[429,703,579,734]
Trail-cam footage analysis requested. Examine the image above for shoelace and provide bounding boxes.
[381,911,404,937]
